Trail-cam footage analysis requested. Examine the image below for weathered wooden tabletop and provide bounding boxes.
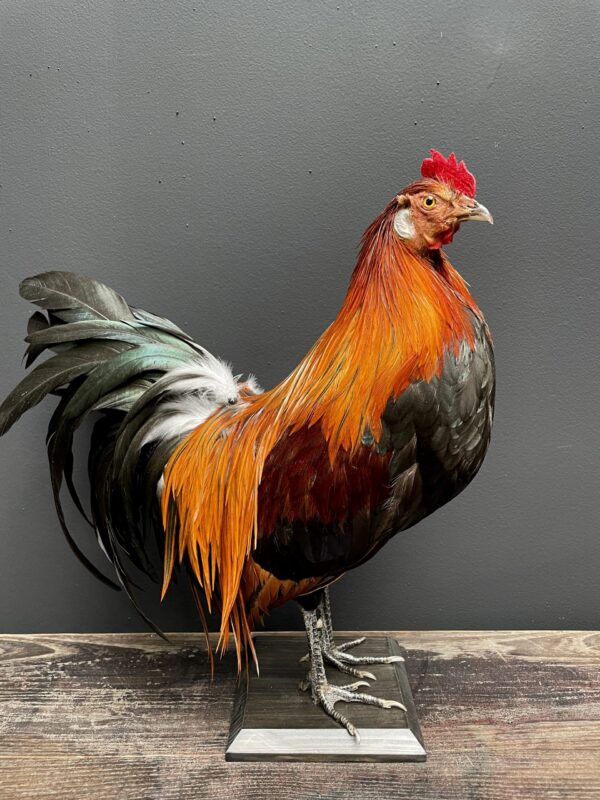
[1,631,598,799]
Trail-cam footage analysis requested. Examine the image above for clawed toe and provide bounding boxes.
[313,683,361,740]
[311,680,407,735]
[310,679,406,739]
[300,665,407,737]
[331,650,405,667]
[333,686,407,712]
[340,680,371,691]
[381,699,407,710]
[300,676,371,693]
[323,650,376,680]
[335,636,366,652]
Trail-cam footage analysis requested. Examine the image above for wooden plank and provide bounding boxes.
[0,631,598,799]
[226,636,425,761]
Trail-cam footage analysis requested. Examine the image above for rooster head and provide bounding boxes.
[393,149,493,251]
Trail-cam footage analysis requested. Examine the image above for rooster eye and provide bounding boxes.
[422,195,436,208]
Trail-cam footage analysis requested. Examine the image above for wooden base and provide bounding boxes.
[226,635,426,762]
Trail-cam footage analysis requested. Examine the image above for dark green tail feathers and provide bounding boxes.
[0,271,250,631]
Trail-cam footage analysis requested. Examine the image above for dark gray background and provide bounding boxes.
[1,1,598,634]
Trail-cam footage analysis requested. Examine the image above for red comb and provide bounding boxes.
[420,149,476,197]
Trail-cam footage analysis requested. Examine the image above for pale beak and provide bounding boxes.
[458,200,494,225]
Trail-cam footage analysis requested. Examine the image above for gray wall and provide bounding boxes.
[1,0,598,634]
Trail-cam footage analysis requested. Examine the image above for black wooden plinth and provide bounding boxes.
[226,635,425,762]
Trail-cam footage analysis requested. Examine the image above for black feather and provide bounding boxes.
[2,271,217,638]
[0,342,127,435]
[25,319,151,349]
[20,271,134,321]
[24,311,50,367]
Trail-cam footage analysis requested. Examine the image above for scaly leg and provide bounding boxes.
[301,586,405,678]
[299,606,406,740]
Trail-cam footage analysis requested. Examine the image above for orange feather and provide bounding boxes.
[161,199,482,666]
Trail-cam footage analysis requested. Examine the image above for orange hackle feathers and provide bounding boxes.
[242,560,322,629]
[161,198,482,668]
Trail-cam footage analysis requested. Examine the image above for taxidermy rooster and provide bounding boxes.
[0,150,494,738]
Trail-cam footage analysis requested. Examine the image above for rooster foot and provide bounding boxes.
[325,644,405,669]
[299,636,404,678]
[300,604,407,738]
[299,588,406,675]
[299,676,406,741]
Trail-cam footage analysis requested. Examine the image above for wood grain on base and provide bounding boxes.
[0,631,599,799]
[226,637,425,761]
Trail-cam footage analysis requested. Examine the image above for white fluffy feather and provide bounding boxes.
[142,354,261,449]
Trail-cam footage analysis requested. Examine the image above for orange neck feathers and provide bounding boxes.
[161,202,482,666]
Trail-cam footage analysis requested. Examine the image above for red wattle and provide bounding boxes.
[430,229,455,249]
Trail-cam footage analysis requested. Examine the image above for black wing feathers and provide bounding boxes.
[0,271,208,628]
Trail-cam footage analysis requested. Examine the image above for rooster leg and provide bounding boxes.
[320,586,367,652]
[298,590,374,679]
[299,607,406,740]
[301,587,405,674]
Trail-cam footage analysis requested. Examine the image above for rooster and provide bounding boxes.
[0,150,494,738]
